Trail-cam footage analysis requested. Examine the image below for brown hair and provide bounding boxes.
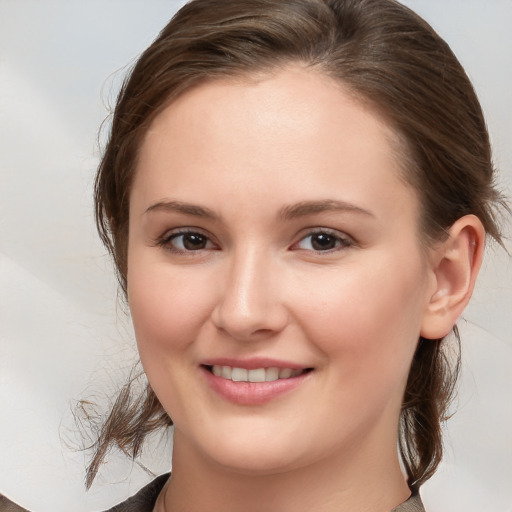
[87,0,506,490]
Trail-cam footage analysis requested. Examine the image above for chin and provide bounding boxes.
[184,419,309,475]
[208,446,304,476]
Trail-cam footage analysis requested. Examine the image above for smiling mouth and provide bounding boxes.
[204,365,313,383]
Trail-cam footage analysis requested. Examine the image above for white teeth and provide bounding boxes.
[210,365,304,382]
[248,368,266,382]
[231,368,248,382]
[265,367,279,382]
[221,366,232,379]
[279,368,292,379]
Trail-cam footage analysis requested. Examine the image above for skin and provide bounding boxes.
[126,66,483,512]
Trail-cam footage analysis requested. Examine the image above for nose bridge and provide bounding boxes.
[212,244,286,339]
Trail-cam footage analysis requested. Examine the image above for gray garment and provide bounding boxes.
[102,474,426,512]
[0,495,29,512]
[0,477,425,512]
[392,492,425,512]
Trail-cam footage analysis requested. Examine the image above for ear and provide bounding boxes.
[420,215,485,340]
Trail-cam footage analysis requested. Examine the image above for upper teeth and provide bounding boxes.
[211,366,303,382]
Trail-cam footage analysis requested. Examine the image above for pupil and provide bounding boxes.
[183,234,206,250]
[312,234,335,250]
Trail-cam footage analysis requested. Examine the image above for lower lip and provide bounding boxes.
[201,367,310,405]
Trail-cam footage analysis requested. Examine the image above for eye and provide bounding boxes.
[158,230,217,253]
[293,230,353,252]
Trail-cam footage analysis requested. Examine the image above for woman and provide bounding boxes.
[0,0,505,511]
[92,0,505,510]
[84,0,507,510]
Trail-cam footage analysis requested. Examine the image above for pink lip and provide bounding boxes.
[200,363,312,406]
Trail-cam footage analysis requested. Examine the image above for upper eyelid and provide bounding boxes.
[294,227,354,242]
[289,228,356,252]
[160,226,211,240]
[154,226,354,248]
[154,227,218,249]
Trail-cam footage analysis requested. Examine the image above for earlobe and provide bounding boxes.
[420,215,485,340]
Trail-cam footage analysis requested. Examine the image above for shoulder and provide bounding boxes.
[391,490,425,512]
[103,473,170,512]
[0,494,30,512]
[0,474,170,512]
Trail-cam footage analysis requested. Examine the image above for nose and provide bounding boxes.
[211,248,288,341]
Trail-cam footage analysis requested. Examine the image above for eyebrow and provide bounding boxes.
[279,200,375,220]
[144,200,219,220]
[144,198,374,221]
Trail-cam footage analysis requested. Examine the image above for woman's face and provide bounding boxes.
[127,67,438,474]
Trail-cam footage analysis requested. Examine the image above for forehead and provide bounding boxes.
[133,66,418,227]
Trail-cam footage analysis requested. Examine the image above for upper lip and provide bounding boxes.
[201,357,310,370]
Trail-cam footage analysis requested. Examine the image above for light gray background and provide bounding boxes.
[0,1,511,511]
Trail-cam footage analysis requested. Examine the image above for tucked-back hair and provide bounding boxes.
[89,0,505,490]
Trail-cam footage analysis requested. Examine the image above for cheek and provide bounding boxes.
[127,258,215,363]
[126,259,221,422]
[291,255,429,377]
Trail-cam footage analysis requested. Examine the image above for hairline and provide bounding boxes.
[129,60,432,251]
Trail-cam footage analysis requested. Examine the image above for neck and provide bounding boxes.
[158,428,410,512]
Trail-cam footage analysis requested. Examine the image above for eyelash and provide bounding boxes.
[292,229,354,253]
[155,228,354,254]
[156,229,218,254]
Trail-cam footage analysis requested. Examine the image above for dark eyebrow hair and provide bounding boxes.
[279,200,375,220]
[144,199,373,221]
[144,200,218,220]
